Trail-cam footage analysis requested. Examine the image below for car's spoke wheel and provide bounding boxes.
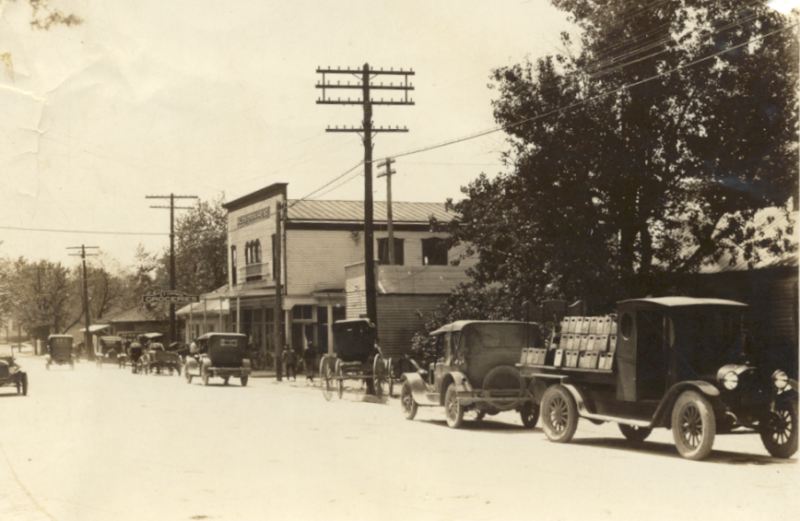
[372,355,387,398]
[520,401,540,429]
[541,385,578,443]
[760,398,798,459]
[20,375,28,396]
[444,383,464,428]
[619,424,652,443]
[400,380,418,420]
[671,391,716,460]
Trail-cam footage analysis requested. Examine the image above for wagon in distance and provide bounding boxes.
[521,297,798,461]
[185,332,251,386]
[400,320,542,428]
[0,345,28,396]
[46,334,75,370]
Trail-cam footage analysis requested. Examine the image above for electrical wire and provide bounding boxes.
[0,225,168,236]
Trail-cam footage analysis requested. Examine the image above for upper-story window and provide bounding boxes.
[230,245,238,285]
[422,238,448,266]
[377,238,404,265]
[245,240,262,265]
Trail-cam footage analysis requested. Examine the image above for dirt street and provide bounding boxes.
[0,349,797,521]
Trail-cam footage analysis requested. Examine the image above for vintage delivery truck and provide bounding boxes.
[519,297,797,461]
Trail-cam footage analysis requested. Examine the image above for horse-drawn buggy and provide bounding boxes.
[400,320,542,428]
[95,335,124,367]
[139,335,183,375]
[46,334,75,370]
[319,319,389,400]
[184,332,251,386]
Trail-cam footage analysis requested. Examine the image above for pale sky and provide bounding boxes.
[0,0,576,267]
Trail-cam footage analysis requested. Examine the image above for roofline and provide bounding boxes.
[285,221,440,232]
[223,183,287,211]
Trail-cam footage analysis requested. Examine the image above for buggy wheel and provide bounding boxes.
[541,385,578,443]
[240,375,249,387]
[335,361,344,399]
[400,380,418,420]
[321,357,334,401]
[619,424,652,443]
[520,401,540,429]
[444,383,464,428]
[372,354,388,398]
[760,397,797,459]
[671,391,716,460]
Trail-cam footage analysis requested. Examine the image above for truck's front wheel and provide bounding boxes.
[671,391,716,460]
[760,397,797,459]
[541,385,578,443]
[444,383,464,428]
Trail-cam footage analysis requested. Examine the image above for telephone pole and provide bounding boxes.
[67,245,99,359]
[316,64,414,326]
[146,193,198,344]
[273,201,284,382]
[377,157,397,265]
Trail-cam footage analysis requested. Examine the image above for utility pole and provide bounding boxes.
[67,245,99,360]
[146,193,198,344]
[316,63,414,327]
[273,201,284,382]
[377,157,397,265]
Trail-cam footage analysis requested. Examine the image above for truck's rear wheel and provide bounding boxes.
[760,398,797,459]
[541,385,578,443]
[444,383,464,428]
[400,381,418,420]
[520,401,540,429]
[619,424,651,443]
[671,391,716,460]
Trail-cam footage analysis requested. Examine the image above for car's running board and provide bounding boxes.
[578,410,652,428]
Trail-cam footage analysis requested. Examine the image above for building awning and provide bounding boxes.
[79,324,111,333]
[176,297,230,317]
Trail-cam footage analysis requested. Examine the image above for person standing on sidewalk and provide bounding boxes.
[282,345,296,381]
[303,340,316,384]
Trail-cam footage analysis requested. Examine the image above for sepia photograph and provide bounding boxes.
[0,1,798,520]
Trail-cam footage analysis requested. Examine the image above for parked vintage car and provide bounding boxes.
[95,335,124,367]
[139,342,182,375]
[46,334,75,370]
[184,333,251,386]
[0,346,28,396]
[401,320,542,428]
[520,297,798,461]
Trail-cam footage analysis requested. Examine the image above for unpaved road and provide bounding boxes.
[1,348,797,521]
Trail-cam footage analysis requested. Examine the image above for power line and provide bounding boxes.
[0,225,168,236]
[381,21,796,163]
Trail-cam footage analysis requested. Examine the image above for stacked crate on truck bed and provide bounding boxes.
[519,316,617,371]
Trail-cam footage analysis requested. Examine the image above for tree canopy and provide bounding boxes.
[441,0,798,318]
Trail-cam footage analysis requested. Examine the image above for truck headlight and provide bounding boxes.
[772,370,789,390]
[722,371,739,390]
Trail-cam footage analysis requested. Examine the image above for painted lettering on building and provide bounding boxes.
[237,207,271,228]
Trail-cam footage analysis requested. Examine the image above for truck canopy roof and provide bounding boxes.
[618,296,747,308]
[430,320,535,336]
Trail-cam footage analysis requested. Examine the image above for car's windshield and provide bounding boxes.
[463,323,542,350]
[672,308,746,374]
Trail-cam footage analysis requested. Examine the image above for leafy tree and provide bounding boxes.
[441,0,797,320]
[7,258,71,335]
[172,196,228,296]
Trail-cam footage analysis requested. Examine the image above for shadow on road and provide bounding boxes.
[570,437,794,465]
[417,418,541,434]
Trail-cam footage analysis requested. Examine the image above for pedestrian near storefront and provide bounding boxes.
[282,345,296,381]
[303,341,316,384]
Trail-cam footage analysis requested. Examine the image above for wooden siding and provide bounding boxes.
[376,295,446,357]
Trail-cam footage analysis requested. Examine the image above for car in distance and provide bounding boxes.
[185,333,251,386]
[0,345,28,396]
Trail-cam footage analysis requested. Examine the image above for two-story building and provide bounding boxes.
[179,182,472,359]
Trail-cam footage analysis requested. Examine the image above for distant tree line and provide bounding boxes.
[0,197,227,338]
